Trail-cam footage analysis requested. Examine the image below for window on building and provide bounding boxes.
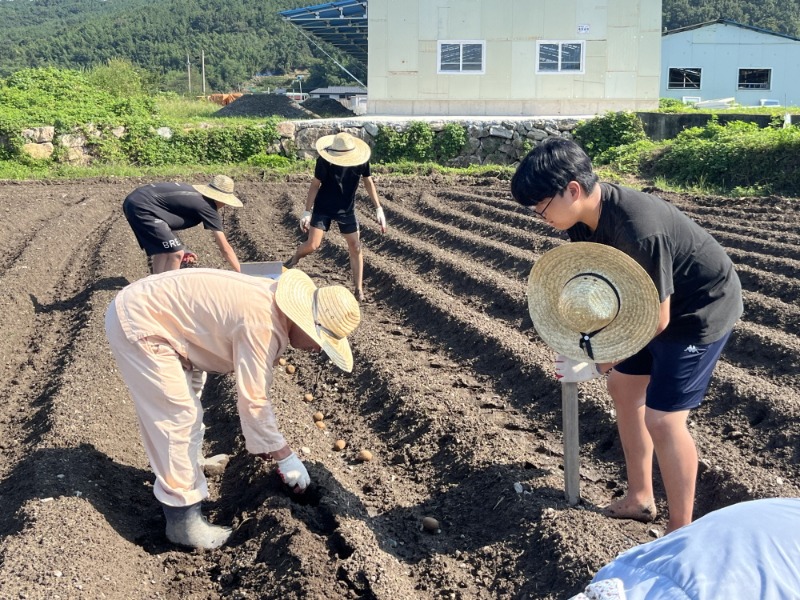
[437,41,485,74]
[536,41,585,74]
[738,69,771,90]
[668,68,702,89]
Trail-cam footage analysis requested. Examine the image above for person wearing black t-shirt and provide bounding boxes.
[123,175,243,274]
[511,138,742,534]
[283,132,386,302]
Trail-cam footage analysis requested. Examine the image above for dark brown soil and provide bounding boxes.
[215,94,318,119]
[301,98,356,118]
[0,175,797,599]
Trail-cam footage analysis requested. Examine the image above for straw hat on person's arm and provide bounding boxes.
[276,269,361,372]
[193,174,243,207]
[527,242,660,364]
[315,132,371,167]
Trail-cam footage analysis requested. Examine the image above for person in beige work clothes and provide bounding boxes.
[105,268,361,550]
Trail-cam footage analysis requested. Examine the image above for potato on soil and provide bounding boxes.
[285,364,296,374]
[333,439,346,451]
[303,393,314,402]
[356,449,373,462]
[278,357,286,366]
[422,517,440,532]
[312,412,324,422]
[315,421,326,430]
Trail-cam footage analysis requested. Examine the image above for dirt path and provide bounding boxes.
[0,176,797,599]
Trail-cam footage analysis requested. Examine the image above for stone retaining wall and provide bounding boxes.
[14,117,579,166]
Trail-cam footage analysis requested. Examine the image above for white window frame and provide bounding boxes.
[437,40,486,75]
[738,68,772,91]
[535,40,585,74]
[667,67,702,90]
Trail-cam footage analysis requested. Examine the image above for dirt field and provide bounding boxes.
[0,174,797,600]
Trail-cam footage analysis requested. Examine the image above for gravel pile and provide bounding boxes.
[301,97,356,118]
[214,94,319,119]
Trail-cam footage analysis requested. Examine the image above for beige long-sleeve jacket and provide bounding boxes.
[113,268,290,454]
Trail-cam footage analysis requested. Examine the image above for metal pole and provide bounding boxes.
[187,53,192,95]
[561,381,580,505]
[201,50,206,96]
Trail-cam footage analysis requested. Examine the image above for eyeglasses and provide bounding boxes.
[530,195,556,220]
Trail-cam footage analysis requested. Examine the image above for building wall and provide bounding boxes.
[661,23,800,106]
[367,0,661,116]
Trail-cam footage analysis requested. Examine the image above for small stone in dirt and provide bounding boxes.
[333,439,346,451]
[312,412,324,422]
[278,357,287,366]
[315,421,326,430]
[356,449,373,462]
[422,516,440,533]
[303,393,314,402]
[286,364,296,374]
[300,447,311,455]
[648,528,662,538]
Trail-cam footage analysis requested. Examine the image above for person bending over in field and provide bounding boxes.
[122,175,242,274]
[283,132,386,302]
[105,268,360,550]
[512,138,742,534]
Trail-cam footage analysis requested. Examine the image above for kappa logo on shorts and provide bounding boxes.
[684,345,699,354]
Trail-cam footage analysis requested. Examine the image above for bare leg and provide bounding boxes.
[604,370,657,522]
[342,231,363,300]
[646,407,696,533]
[285,227,324,268]
[151,250,184,274]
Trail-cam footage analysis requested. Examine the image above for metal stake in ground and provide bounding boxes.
[561,381,580,505]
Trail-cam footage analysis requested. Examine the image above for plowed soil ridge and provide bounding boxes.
[0,177,797,600]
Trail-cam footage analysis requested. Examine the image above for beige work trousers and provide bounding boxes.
[105,300,209,507]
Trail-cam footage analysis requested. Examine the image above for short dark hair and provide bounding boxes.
[511,138,599,207]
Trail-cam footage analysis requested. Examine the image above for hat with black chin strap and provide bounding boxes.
[527,242,660,363]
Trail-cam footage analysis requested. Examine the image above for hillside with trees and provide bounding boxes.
[0,0,798,92]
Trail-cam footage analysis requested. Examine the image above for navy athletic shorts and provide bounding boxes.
[613,331,733,412]
[310,211,359,234]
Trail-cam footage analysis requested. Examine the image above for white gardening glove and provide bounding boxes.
[375,206,387,233]
[554,353,602,382]
[276,452,310,492]
[299,210,312,233]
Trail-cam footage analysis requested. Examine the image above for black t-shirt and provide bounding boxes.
[124,182,223,231]
[312,157,370,215]
[567,183,742,344]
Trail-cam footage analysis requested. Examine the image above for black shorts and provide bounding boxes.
[311,211,359,235]
[123,197,185,256]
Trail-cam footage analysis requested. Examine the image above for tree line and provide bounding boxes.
[0,0,797,92]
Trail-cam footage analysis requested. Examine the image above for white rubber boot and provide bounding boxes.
[162,503,232,550]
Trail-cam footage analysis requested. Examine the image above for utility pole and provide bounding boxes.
[201,50,206,96]
[187,53,192,95]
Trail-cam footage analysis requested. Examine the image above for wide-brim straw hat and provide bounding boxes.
[527,242,660,363]
[276,269,361,372]
[193,174,243,207]
[315,132,371,167]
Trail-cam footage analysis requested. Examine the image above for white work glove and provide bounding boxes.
[554,353,602,383]
[276,452,310,492]
[375,206,387,233]
[299,210,312,233]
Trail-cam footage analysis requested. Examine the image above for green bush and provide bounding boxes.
[373,121,466,164]
[658,98,693,113]
[433,122,468,162]
[572,111,648,159]
[594,139,660,174]
[645,119,800,195]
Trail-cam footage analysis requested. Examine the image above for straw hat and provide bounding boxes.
[193,175,243,207]
[315,132,371,167]
[527,242,660,363]
[276,269,361,372]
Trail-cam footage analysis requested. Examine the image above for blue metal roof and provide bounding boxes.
[280,1,368,64]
